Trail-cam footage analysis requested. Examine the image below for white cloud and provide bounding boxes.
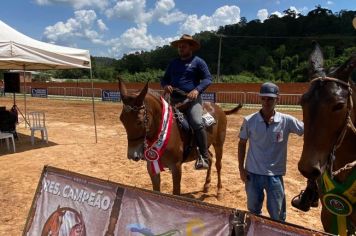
[269,6,307,19]
[105,0,151,24]
[257,9,268,22]
[270,11,283,18]
[327,1,334,5]
[105,0,185,26]
[35,0,109,10]
[43,10,106,45]
[41,1,243,58]
[179,5,240,35]
[289,6,301,15]
[275,0,280,4]
[159,11,187,25]
[107,25,173,58]
[97,19,108,31]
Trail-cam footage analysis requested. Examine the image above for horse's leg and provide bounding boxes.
[171,162,182,195]
[213,145,223,200]
[147,163,161,192]
[203,150,213,194]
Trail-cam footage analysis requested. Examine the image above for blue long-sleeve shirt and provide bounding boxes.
[161,56,212,93]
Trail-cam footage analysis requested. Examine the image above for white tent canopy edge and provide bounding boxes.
[0,20,97,142]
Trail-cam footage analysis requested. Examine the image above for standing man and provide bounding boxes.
[161,34,212,170]
[238,82,304,221]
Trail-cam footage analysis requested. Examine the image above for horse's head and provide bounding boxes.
[298,42,356,180]
[119,78,162,162]
[42,205,66,236]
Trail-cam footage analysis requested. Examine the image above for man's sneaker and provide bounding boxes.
[195,157,209,170]
[291,189,319,212]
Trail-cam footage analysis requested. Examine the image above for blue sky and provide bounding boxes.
[0,0,354,58]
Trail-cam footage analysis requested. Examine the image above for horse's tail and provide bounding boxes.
[224,103,243,115]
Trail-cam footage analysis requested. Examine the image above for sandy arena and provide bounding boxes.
[0,96,324,235]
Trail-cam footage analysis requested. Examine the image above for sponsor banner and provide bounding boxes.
[201,92,216,103]
[31,88,48,98]
[115,188,232,235]
[24,166,121,236]
[247,215,331,236]
[102,90,121,102]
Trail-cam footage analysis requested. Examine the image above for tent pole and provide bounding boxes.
[23,65,27,128]
[90,66,98,143]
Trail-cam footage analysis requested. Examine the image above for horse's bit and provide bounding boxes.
[311,77,356,177]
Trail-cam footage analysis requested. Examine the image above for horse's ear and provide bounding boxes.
[136,81,149,104]
[309,41,326,79]
[118,76,127,98]
[328,54,356,82]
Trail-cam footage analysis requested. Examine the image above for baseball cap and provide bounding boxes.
[259,82,279,98]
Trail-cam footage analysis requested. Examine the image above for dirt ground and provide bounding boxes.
[0,96,324,235]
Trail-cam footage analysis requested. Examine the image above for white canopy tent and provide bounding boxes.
[0,20,97,142]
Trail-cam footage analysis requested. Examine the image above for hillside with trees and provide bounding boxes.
[33,6,356,83]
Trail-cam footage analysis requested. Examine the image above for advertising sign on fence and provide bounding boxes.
[102,90,121,102]
[31,88,48,98]
[201,92,216,103]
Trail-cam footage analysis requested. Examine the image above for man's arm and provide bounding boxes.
[195,58,212,93]
[238,138,248,182]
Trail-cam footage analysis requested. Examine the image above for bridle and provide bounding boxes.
[310,77,356,177]
[122,103,150,155]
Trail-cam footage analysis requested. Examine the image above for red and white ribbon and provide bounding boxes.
[144,97,173,175]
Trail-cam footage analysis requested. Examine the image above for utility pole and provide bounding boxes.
[216,34,223,83]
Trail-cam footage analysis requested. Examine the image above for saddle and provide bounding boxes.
[169,91,216,161]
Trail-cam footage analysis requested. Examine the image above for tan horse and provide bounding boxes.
[298,42,356,235]
[119,79,242,199]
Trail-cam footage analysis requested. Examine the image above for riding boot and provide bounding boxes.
[194,127,210,170]
[291,179,319,212]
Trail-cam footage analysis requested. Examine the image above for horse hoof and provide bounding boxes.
[203,185,210,193]
[217,192,223,201]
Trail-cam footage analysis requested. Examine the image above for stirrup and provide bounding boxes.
[195,157,209,170]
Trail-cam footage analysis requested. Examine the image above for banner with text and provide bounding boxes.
[31,88,48,98]
[24,167,120,236]
[102,90,121,102]
[24,166,329,236]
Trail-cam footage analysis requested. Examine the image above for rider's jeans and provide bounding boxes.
[245,172,286,221]
[185,95,203,130]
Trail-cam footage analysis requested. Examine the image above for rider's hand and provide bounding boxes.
[187,89,199,100]
[164,85,173,94]
[239,167,248,183]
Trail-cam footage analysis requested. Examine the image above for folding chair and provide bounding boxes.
[28,111,48,145]
[0,131,16,152]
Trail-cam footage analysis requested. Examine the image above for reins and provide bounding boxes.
[311,77,356,177]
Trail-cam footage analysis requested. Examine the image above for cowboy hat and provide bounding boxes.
[170,34,200,51]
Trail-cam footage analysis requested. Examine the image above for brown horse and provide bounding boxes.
[298,42,356,235]
[41,206,66,236]
[119,79,242,199]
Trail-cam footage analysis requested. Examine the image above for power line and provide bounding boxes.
[215,34,356,40]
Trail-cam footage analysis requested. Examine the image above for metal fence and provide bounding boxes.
[14,86,302,109]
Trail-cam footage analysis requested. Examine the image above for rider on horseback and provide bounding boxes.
[161,34,212,170]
